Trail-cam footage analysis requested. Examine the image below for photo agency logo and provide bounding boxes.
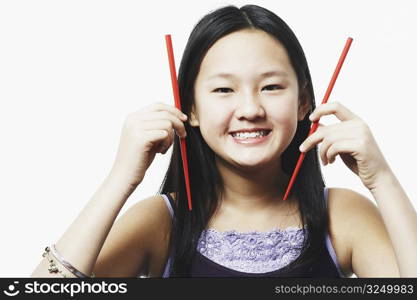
[2,280,128,297]
[3,281,20,297]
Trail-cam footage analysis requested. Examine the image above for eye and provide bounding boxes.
[262,84,284,91]
[212,87,233,93]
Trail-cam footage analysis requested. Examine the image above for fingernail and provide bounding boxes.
[299,145,304,152]
[182,114,188,120]
[309,114,314,121]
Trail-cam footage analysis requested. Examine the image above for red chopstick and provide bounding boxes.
[165,34,193,211]
[282,37,353,201]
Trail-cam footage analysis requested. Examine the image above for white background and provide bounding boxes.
[0,0,416,277]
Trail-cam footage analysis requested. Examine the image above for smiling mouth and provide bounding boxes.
[229,130,272,140]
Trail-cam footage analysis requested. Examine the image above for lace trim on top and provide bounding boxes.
[197,225,308,273]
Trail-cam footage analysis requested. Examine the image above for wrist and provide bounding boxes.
[102,170,140,201]
[368,168,397,194]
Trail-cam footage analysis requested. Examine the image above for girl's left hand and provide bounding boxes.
[298,101,391,191]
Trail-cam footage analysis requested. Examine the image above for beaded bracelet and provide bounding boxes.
[43,245,95,278]
[42,246,70,278]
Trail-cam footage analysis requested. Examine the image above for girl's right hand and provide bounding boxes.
[109,102,188,188]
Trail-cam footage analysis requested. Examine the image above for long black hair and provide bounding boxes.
[158,4,327,276]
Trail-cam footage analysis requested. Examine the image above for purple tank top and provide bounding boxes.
[160,187,346,277]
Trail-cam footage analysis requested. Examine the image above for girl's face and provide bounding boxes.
[190,29,310,170]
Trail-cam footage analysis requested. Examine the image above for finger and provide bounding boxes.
[150,102,188,121]
[301,121,353,154]
[326,138,357,164]
[142,119,173,136]
[149,125,174,154]
[317,127,345,164]
[319,138,333,165]
[318,131,345,165]
[299,122,326,153]
[309,101,357,122]
[149,130,170,153]
[142,111,187,138]
[160,131,174,154]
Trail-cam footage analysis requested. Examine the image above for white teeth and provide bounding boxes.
[232,131,269,139]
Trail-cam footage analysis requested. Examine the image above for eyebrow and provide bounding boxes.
[207,70,289,80]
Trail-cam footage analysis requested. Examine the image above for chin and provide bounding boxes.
[233,156,278,170]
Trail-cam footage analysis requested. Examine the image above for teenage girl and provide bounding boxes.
[31,4,417,278]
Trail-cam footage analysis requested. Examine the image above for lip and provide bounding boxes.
[229,130,272,145]
[229,128,271,134]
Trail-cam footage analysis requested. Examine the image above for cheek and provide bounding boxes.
[267,100,299,148]
[267,100,297,126]
[198,104,231,138]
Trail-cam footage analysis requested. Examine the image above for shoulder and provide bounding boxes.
[327,187,377,227]
[325,187,354,277]
[123,193,173,238]
[129,193,174,230]
[120,193,175,276]
[120,193,173,255]
[93,193,173,277]
[326,187,399,277]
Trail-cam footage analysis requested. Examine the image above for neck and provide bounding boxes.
[215,155,294,214]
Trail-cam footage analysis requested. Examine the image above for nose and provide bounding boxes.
[234,91,266,120]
